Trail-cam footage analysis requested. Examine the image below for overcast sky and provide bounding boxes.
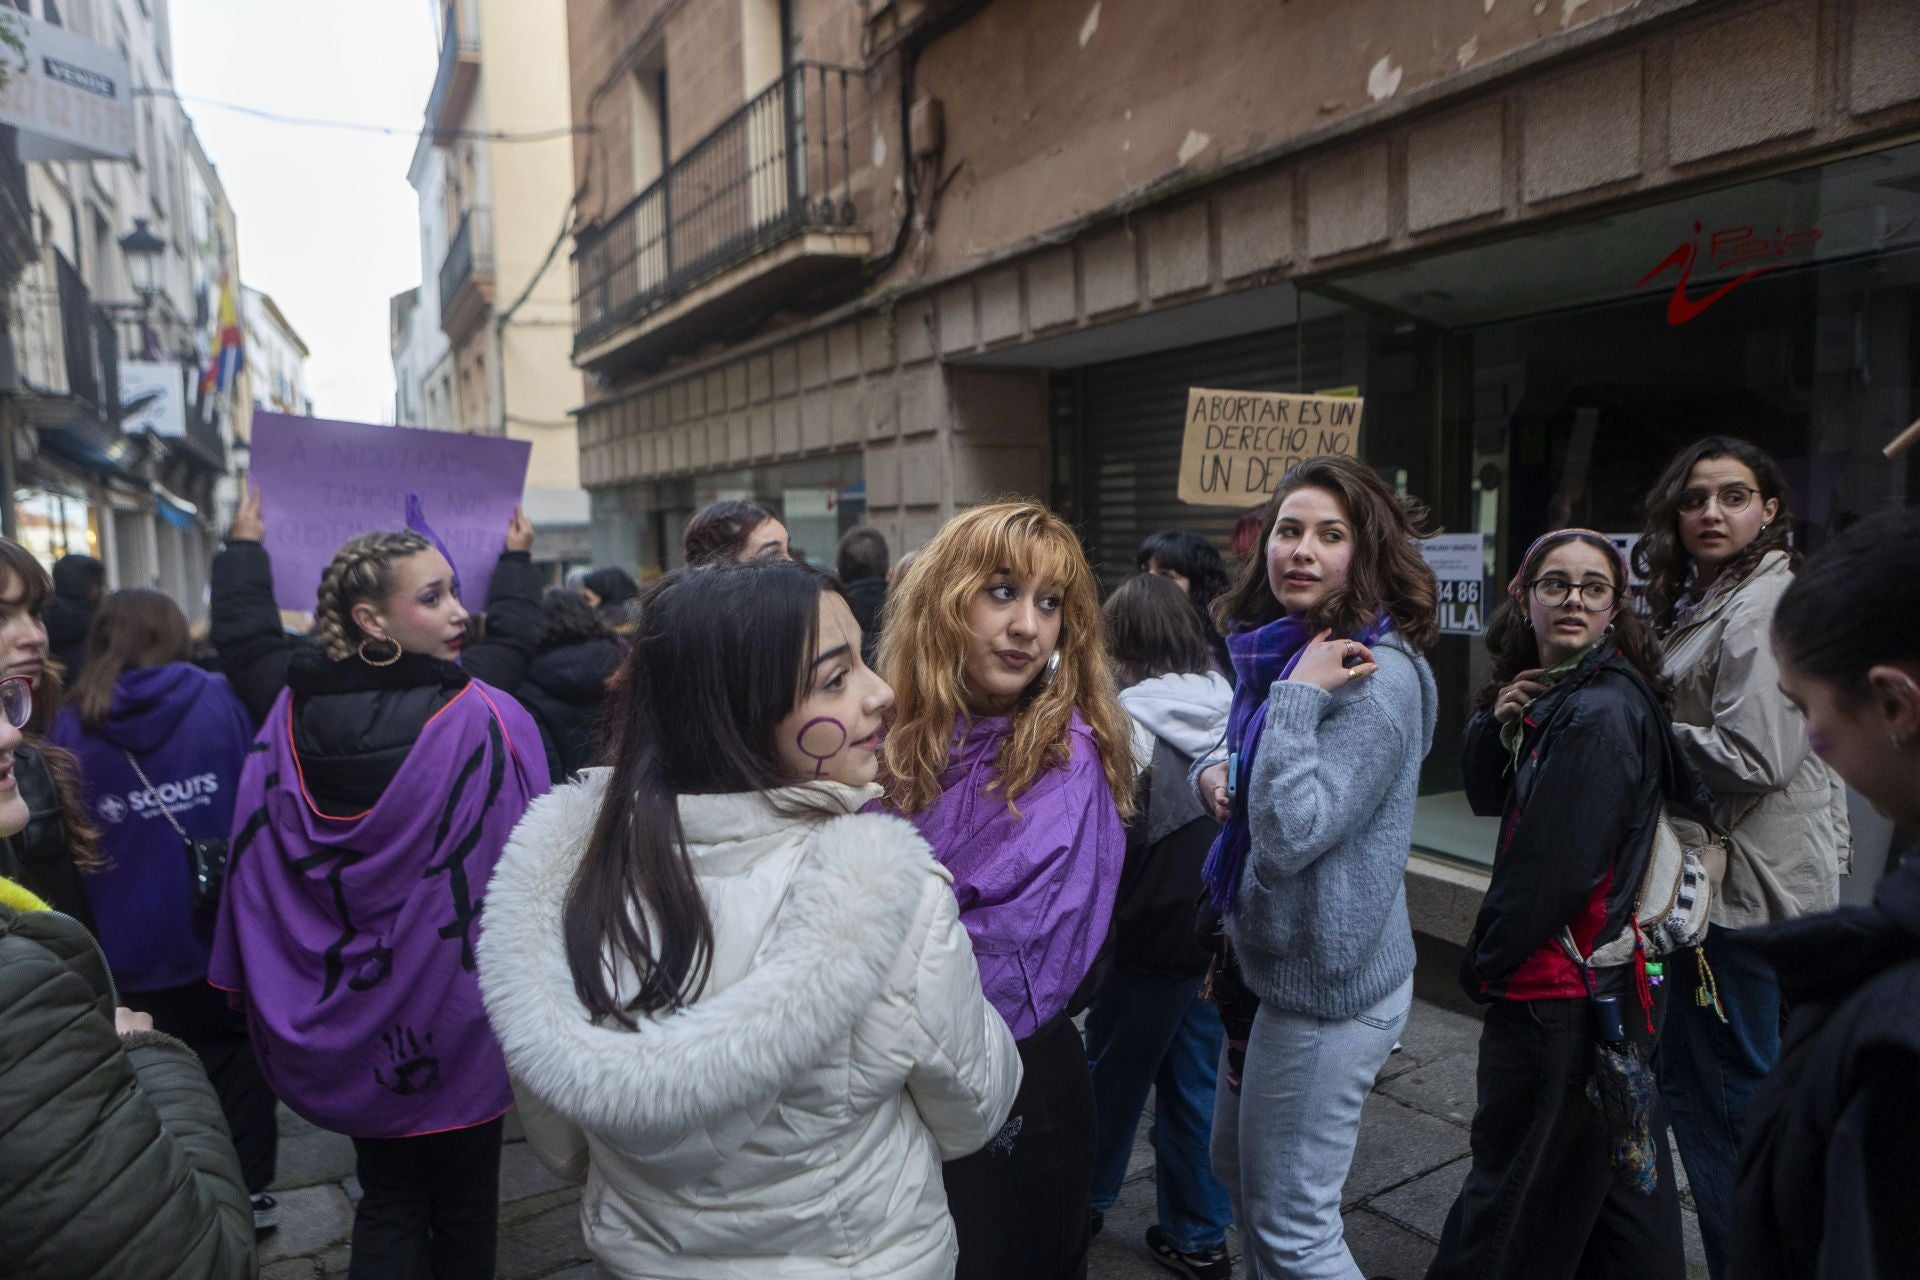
[169,1,438,423]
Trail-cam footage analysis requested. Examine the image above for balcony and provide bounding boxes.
[425,0,481,144]
[8,248,121,445]
[439,206,495,340]
[571,62,870,373]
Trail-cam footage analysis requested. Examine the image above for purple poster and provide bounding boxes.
[248,413,533,613]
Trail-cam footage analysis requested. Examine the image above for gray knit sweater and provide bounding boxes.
[1204,630,1437,1019]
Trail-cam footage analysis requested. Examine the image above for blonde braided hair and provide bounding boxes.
[313,530,434,661]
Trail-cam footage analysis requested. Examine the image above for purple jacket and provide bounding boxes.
[891,710,1125,1040]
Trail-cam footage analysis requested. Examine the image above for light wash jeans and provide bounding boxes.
[1212,975,1413,1280]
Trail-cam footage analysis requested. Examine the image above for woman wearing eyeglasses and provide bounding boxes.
[1425,529,1710,1280]
[0,538,101,929]
[0,672,256,1279]
[1632,438,1850,1280]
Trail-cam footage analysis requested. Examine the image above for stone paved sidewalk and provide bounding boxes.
[258,997,1706,1279]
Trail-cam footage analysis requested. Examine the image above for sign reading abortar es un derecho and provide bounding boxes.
[1176,388,1364,508]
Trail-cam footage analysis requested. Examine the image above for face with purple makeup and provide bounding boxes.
[1777,651,1920,825]
[774,592,894,787]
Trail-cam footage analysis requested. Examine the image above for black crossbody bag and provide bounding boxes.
[124,750,229,912]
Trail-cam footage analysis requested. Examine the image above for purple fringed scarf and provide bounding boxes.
[1201,611,1394,914]
[209,681,547,1138]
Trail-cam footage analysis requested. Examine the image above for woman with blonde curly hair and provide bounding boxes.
[206,486,549,1278]
[877,500,1132,1280]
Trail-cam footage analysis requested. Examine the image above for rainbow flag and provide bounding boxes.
[201,276,244,395]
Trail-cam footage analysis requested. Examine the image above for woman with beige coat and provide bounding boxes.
[1634,437,1850,1280]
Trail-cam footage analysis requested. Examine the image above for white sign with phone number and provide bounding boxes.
[1422,533,1488,636]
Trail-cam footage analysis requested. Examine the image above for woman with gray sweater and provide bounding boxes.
[1194,456,1439,1280]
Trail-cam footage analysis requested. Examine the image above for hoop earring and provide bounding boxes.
[357,636,402,667]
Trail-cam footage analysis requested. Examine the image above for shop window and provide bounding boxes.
[1304,139,1920,869]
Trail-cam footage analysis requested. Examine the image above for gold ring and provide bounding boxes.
[1346,666,1359,680]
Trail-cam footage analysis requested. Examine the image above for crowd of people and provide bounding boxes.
[0,435,1912,1280]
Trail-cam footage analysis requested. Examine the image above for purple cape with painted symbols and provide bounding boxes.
[247,412,531,614]
[208,681,548,1138]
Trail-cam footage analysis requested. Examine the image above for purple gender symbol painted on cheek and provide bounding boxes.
[795,717,850,777]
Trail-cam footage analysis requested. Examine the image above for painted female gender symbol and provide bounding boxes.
[795,717,850,777]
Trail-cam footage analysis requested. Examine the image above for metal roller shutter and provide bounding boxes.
[1064,325,1348,585]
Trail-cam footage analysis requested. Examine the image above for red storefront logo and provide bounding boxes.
[1635,221,1823,325]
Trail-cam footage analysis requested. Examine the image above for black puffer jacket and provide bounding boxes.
[210,537,544,726]
[0,742,95,932]
[1728,849,1920,1280]
[518,636,621,783]
[1460,644,1711,1002]
[209,537,545,816]
[1112,736,1217,979]
[0,879,254,1279]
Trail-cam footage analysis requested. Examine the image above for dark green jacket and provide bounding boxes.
[0,882,254,1279]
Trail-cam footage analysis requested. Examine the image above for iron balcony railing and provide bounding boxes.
[440,205,492,317]
[54,250,118,416]
[573,61,861,351]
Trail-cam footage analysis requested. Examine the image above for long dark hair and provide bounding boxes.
[0,538,100,870]
[563,559,841,1028]
[683,500,774,566]
[1103,572,1212,687]
[1773,507,1920,704]
[1137,529,1231,668]
[1477,529,1670,710]
[538,587,613,651]
[69,590,192,733]
[1635,436,1798,631]
[1212,456,1440,650]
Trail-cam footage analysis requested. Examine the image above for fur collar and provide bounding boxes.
[478,772,934,1145]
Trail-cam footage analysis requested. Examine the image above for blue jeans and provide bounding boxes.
[1214,976,1412,1280]
[1084,970,1234,1252]
[1656,925,1781,1280]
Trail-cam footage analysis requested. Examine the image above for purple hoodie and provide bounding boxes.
[51,662,255,992]
[890,709,1125,1040]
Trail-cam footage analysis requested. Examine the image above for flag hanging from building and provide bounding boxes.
[201,276,244,395]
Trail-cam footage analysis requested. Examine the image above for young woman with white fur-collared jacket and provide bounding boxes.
[478,560,1019,1280]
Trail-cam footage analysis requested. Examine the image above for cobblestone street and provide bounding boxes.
[255,996,1707,1279]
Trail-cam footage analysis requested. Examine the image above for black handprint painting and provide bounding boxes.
[374,1024,441,1097]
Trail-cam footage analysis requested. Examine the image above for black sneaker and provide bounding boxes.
[1146,1224,1231,1280]
[251,1193,279,1232]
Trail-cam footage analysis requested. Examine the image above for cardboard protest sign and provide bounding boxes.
[1421,533,1489,635]
[248,413,532,614]
[1176,388,1364,507]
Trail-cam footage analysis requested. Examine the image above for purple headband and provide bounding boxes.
[405,492,462,600]
[1506,527,1630,604]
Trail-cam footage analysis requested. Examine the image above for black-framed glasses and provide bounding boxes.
[1528,578,1619,611]
[1677,484,1761,514]
[0,676,31,729]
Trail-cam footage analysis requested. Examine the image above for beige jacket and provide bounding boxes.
[1662,551,1850,927]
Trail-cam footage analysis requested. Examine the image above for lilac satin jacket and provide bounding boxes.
[884,710,1125,1040]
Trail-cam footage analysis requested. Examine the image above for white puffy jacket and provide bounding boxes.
[478,771,1021,1280]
